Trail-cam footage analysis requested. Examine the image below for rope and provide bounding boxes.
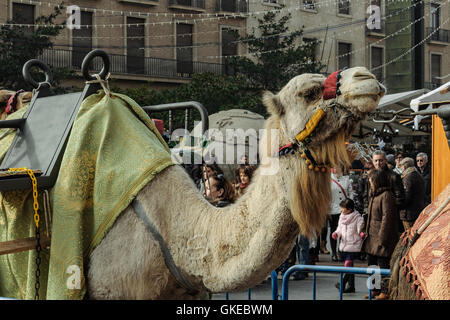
[86,73,112,97]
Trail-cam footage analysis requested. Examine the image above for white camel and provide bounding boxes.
[87,67,386,299]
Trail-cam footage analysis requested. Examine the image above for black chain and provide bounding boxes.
[35,225,42,300]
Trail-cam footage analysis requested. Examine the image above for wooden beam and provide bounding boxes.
[0,236,51,255]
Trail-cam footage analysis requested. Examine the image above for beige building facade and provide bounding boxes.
[2,0,248,88]
[423,0,450,89]
[2,0,448,91]
[247,0,368,74]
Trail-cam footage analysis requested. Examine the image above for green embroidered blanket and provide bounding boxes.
[0,91,174,299]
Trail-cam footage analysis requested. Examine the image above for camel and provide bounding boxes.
[86,67,386,299]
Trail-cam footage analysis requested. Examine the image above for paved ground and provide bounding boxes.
[212,251,374,301]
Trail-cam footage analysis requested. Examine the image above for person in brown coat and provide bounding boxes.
[361,169,399,299]
[398,157,426,230]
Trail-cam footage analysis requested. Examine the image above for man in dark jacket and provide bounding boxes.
[372,150,405,208]
[416,152,431,204]
[399,157,426,230]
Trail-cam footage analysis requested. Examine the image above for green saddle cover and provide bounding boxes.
[0,91,174,299]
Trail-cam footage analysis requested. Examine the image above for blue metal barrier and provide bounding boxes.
[279,265,391,300]
[225,288,252,300]
[225,271,279,300]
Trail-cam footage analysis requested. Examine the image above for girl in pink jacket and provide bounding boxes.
[332,198,365,293]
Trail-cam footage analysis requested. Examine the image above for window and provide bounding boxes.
[72,11,93,68]
[370,0,381,6]
[264,34,279,50]
[302,0,316,10]
[12,3,35,36]
[431,54,441,88]
[371,46,384,82]
[222,28,238,57]
[303,37,319,57]
[338,42,351,69]
[338,0,350,15]
[176,23,193,75]
[127,17,145,74]
[263,0,278,4]
[169,0,205,8]
[431,3,440,29]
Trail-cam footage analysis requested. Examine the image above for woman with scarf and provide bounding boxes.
[361,169,399,299]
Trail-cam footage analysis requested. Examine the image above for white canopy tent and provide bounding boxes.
[410,82,450,130]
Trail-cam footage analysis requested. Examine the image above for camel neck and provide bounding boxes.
[176,160,299,293]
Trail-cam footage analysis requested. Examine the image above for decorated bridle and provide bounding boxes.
[277,69,345,173]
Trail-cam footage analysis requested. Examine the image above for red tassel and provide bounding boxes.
[406,272,412,283]
[402,265,408,276]
[416,286,422,299]
[400,256,406,266]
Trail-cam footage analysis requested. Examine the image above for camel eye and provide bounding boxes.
[303,86,321,102]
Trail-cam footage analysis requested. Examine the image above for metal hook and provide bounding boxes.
[81,49,111,81]
[22,59,53,90]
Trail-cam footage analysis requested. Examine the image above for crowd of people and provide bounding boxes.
[184,155,258,208]
[279,149,431,300]
[182,149,431,299]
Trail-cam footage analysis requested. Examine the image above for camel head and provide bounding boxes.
[261,67,385,236]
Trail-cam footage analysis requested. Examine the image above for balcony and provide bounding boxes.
[117,0,159,6]
[426,27,450,44]
[168,0,206,12]
[216,0,248,15]
[39,48,227,81]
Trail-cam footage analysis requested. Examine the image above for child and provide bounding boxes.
[332,198,364,293]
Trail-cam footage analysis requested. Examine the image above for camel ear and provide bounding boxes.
[263,91,284,116]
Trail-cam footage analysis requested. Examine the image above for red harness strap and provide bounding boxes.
[5,90,25,115]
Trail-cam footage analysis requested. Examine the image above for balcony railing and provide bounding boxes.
[168,0,205,9]
[426,27,450,43]
[216,0,248,13]
[39,48,226,80]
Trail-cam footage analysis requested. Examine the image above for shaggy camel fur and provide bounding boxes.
[87,67,386,299]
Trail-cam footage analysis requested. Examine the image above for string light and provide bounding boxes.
[334,0,449,61]
[1,0,389,28]
[370,17,450,72]
[20,0,426,53]
[3,0,444,74]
